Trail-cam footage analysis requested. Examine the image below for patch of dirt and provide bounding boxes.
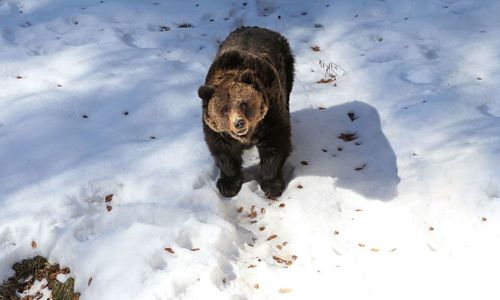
[0,256,79,300]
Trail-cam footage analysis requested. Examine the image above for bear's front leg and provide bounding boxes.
[205,125,244,197]
[257,137,290,198]
[213,147,243,198]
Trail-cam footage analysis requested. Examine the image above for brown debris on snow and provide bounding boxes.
[338,133,358,142]
[248,210,257,219]
[177,23,193,28]
[104,194,113,202]
[348,112,358,121]
[317,78,334,84]
[273,255,297,266]
[355,164,367,171]
[267,234,278,241]
[272,256,286,264]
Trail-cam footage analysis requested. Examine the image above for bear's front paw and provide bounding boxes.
[217,176,243,198]
[260,177,285,199]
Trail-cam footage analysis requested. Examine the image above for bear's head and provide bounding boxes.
[198,69,269,143]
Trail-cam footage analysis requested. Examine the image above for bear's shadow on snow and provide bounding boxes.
[287,100,400,201]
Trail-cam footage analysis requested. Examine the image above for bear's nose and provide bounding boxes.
[234,118,245,129]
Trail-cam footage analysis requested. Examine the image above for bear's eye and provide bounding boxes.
[239,102,248,110]
[220,106,229,116]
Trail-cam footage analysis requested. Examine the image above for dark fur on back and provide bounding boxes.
[199,26,294,198]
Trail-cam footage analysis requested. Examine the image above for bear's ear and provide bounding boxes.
[239,69,256,85]
[198,85,215,102]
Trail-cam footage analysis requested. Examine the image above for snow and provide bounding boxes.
[19,278,51,299]
[1,0,500,299]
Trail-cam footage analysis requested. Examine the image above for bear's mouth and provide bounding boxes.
[234,128,249,136]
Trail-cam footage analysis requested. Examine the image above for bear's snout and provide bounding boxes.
[233,118,245,130]
[232,117,248,136]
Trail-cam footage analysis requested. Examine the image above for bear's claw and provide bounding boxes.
[260,178,285,199]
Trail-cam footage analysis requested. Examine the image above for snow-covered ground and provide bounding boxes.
[1,0,500,299]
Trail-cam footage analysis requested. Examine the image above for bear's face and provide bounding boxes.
[198,71,268,143]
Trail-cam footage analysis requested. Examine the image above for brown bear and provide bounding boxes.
[198,26,294,198]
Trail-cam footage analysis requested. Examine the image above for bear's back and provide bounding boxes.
[219,27,287,59]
